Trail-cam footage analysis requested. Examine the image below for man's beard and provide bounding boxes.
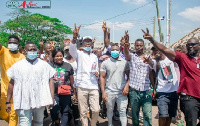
[188,50,198,57]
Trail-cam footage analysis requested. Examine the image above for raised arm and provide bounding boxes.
[69,23,81,59]
[142,28,176,61]
[102,22,110,48]
[123,31,131,61]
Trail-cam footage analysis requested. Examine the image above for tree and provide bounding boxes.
[0,9,72,48]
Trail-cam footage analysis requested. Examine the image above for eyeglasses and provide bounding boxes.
[186,43,199,47]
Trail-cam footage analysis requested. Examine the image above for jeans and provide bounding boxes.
[156,91,178,117]
[16,107,45,126]
[50,95,71,126]
[129,89,152,126]
[180,94,200,126]
[106,92,128,126]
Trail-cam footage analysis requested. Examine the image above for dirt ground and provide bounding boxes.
[0,103,186,126]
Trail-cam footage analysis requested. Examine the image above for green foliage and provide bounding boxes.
[0,32,11,47]
[0,9,72,48]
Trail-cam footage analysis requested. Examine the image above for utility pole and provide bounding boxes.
[168,0,171,47]
[154,0,163,43]
[153,16,156,39]
[166,0,171,48]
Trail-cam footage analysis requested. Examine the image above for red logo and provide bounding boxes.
[19,1,37,8]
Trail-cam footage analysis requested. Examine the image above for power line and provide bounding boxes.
[82,0,155,27]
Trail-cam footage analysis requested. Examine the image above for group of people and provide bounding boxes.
[0,22,200,126]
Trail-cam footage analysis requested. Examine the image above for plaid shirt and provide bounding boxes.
[129,53,152,91]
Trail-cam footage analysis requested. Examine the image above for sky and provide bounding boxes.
[1,0,200,45]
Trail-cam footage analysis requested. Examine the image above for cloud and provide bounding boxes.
[83,21,134,31]
[121,0,148,5]
[178,6,200,21]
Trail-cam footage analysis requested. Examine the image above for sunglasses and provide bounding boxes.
[186,43,199,47]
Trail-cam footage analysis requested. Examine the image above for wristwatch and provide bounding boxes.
[5,102,11,104]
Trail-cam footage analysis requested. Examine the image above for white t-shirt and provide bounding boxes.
[7,58,56,110]
[153,57,179,92]
[69,43,99,89]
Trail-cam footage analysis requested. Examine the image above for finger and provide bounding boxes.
[78,25,81,30]
[141,29,146,34]
[146,28,149,34]
[74,23,77,29]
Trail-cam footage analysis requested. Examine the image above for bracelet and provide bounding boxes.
[5,102,11,104]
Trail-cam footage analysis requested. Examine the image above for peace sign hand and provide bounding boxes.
[102,22,107,32]
[142,28,153,41]
[73,23,81,39]
[124,31,129,47]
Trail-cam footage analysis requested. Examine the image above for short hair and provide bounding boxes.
[52,48,64,59]
[25,41,36,45]
[135,39,144,44]
[111,43,119,47]
[8,35,19,42]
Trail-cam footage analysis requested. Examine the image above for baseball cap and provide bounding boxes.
[83,36,92,41]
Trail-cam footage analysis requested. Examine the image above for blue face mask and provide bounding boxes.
[111,50,119,58]
[83,47,92,52]
[27,51,38,60]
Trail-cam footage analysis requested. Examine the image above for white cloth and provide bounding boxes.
[153,57,179,92]
[7,58,56,110]
[40,54,50,62]
[69,43,99,89]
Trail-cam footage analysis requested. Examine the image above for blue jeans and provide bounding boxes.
[50,95,71,126]
[106,92,128,126]
[16,107,45,126]
[129,89,152,126]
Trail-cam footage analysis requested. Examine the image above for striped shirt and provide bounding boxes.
[129,53,152,91]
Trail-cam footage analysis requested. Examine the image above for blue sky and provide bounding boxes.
[1,0,200,45]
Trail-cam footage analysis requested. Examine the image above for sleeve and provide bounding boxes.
[69,43,78,59]
[0,46,5,56]
[100,61,106,72]
[47,63,56,78]
[174,51,183,64]
[69,65,74,75]
[7,64,15,80]
[125,61,130,71]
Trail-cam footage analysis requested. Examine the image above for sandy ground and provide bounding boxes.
[0,103,186,126]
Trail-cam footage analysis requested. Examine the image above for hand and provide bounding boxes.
[73,94,77,103]
[124,31,129,47]
[73,23,81,39]
[142,28,153,41]
[49,41,55,50]
[92,37,96,43]
[102,22,107,32]
[6,104,11,113]
[102,93,108,102]
[39,41,43,47]
[93,72,99,77]
[143,56,150,64]
[122,85,129,96]
[152,89,156,101]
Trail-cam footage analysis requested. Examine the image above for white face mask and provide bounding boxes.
[8,44,18,51]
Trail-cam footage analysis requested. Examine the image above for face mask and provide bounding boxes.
[8,44,18,51]
[27,51,38,60]
[83,47,92,52]
[111,50,119,58]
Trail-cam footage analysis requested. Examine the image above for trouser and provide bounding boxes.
[50,95,71,126]
[180,94,200,126]
[129,89,152,126]
[16,107,45,126]
[106,92,128,126]
[77,87,99,126]
[0,97,18,126]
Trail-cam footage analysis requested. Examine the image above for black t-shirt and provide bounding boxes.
[50,62,74,94]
